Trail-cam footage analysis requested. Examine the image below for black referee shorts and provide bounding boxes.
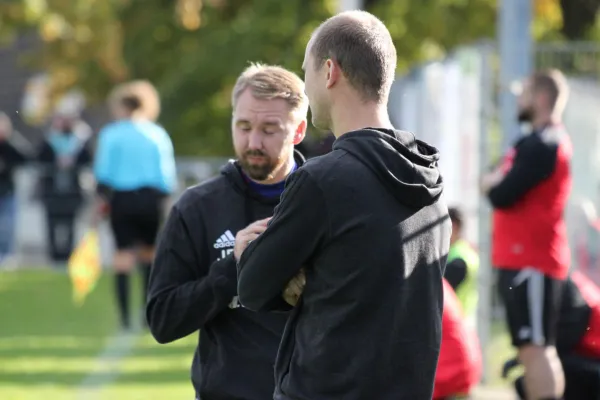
[109,188,166,250]
[497,267,565,348]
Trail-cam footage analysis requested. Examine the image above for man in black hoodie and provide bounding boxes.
[146,64,308,400]
[237,11,451,400]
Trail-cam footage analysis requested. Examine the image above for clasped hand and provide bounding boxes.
[234,218,306,307]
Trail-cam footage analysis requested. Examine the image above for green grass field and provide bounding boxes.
[0,269,515,399]
[0,269,196,400]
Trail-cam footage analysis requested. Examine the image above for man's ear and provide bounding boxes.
[325,58,341,89]
[293,119,307,145]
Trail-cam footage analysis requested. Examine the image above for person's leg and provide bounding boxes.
[46,211,61,262]
[52,215,74,262]
[138,245,153,329]
[113,250,136,330]
[0,195,16,262]
[62,212,77,260]
[497,268,565,400]
[137,195,163,327]
[109,202,137,330]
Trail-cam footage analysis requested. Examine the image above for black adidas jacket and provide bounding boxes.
[147,151,304,400]
[238,129,451,400]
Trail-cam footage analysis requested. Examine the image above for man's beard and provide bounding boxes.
[239,150,278,181]
[517,107,534,123]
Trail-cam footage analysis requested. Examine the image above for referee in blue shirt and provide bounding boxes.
[94,80,177,330]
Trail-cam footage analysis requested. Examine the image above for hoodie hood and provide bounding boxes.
[221,149,306,205]
[333,128,443,208]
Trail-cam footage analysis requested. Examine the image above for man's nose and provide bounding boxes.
[247,130,263,149]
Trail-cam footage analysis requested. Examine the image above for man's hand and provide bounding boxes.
[57,155,74,169]
[283,269,306,306]
[92,196,110,226]
[480,167,504,194]
[234,218,271,261]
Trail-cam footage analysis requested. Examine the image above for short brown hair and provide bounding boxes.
[309,11,397,103]
[531,69,569,114]
[448,207,464,230]
[232,63,308,118]
[108,80,161,121]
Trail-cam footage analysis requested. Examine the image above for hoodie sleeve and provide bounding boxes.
[487,136,557,209]
[237,170,328,311]
[146,204,238,344]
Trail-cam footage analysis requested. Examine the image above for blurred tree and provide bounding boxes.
[365,0,497,70]
[0,0,597,155]
[559,0,600,40]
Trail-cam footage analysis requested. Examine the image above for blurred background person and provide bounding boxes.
[445,206,480,325]
[94,80,176,330]
[433,278,482,400]
[0,112,29,267]
[566,198,600,282]
[36,111,93,266]
[482,69,571,400]
[505,270,600,399]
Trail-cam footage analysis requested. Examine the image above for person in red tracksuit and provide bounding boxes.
[507,270,600,399]
[433,279,482,400]
[481,69,572,400]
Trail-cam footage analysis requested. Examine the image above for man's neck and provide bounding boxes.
[330,100,394,138]
[532,112,561,132]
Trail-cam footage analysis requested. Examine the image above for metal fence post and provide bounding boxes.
[498,0,533,151]
[338,0,363,12]
[477,42,495,384]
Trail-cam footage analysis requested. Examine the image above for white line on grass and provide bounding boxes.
[75,311,143,400]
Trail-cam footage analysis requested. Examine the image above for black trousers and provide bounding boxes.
[562,354,600,400]
[46,211,76,262]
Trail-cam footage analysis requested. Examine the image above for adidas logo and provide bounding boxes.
[214,230,236,249]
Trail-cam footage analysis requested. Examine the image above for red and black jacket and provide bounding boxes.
[433,279,482,399]
[558,271,600,359]
[489,125,572,279]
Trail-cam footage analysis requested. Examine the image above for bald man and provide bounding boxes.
[237,11,449,400]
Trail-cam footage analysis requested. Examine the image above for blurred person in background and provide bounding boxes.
[433,278,482,400]
[94,80,176,330]
[445,207,480,324]
[0,112,28,266]
[567,198,600,281]
[37,112,93,265]
[506,270,600,399]
[481,69,571,400]
[146,64,307,400]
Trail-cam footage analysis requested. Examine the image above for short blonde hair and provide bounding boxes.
[108,80,161,121]
[231,63,308,118]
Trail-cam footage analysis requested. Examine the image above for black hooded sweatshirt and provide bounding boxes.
[147,151,304,400]
[237,129,451,400]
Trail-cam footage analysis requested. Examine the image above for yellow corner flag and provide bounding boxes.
[68,229,102,306]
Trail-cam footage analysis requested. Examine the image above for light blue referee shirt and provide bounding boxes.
[93,120,177,194]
